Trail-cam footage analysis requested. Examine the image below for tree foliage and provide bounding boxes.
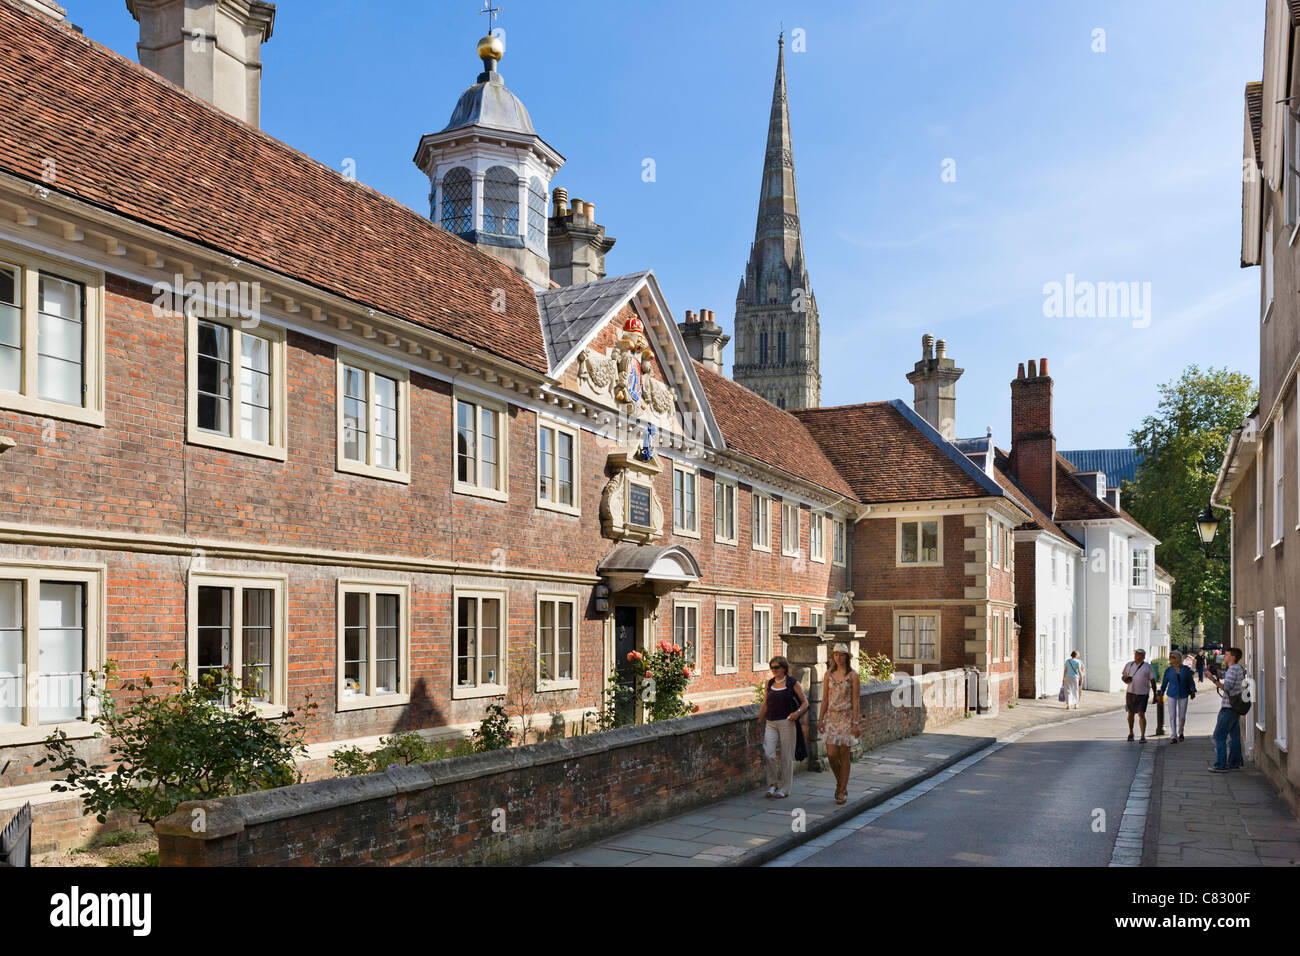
[1123,365,1256,640]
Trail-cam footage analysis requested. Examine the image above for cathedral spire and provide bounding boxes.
[731,35,820,410]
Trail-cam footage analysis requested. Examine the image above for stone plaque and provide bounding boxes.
[628,483,652,529]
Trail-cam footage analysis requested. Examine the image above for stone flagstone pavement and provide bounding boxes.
[1148,700,1300,867]
[539,691,1129,867]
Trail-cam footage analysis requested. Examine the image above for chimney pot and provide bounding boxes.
[1028,359,1038,378]
[922,333,934,359]
[583,201,595,219]
[936,338,947,359]
[1040,357,1049,376]
[552,186,568,217]
[685,310,697,323]
[569,197,584,216]
[1017,362,1025,379]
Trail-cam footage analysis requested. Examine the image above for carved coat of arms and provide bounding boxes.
[577,315,675,418]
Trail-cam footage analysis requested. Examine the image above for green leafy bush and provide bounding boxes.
[472,702,515,751]
[859,654,895,683]
[331,731,476,776]
[37,661,312,826]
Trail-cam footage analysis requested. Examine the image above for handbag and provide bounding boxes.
[1058,683,1067,702]
[794,719,808,761]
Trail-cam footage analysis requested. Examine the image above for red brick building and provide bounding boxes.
[0,2,1027,794]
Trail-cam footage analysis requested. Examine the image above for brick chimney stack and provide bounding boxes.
[906,333,964,439]
[677,307,730,375]
[1010,357,1056,516]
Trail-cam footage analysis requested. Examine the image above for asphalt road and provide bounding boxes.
[782,707,1159,866]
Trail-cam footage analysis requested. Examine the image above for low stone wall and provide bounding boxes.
[155,668,968,866]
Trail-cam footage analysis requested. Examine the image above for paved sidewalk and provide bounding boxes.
[1147,702,1300,866]
[539,691,1128,867]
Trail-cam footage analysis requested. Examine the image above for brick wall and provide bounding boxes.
[156,669,968,866]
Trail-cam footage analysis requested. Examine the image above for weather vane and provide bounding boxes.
[481,0,503,31]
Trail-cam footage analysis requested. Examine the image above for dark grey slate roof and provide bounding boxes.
[536,271,650,371]
[1059,448,1142,487]
[442,73,535,135]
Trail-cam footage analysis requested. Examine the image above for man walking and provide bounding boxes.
[1195,651,1206,684]
[1208,647,1246,773]
[1122,648,1155,742]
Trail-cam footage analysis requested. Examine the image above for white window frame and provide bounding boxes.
[187,571,288,715]
[673,600,700,669]
[1264,214,1275,322]
[536,417,580,516]
[832,517,847,567]
[1257,441,1266,560]
[810,608,825,630]
[453,587,508,699]
[1132,549,1151,589]
[1005,610,1014,661]
[751,491,772,552]
[894,610,940,664]
[336,350,411,483]
[1274,415,1286,545]
[536,592,579,691]
[1051,551,1057,585]
[897,517,943,567]
[0,244,105,426]
[810,511,825,563]
[1276,607,1289,751]
[990,518,1001,568]
[1005,527,1013,572]
[752,605,773,672]
[671,461,699,537]
[781,501,800,557]
[991,613,1001,663]
[713,478,738,546]
[714,603,737,674]
[0,561,106,745]
[454,391,508,500]
[336,579,411,711]
[188,313,287,460]
[782,605,800,636]
[1256,610,1268,733]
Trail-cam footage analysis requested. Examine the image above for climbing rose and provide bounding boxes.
[644,670,652,679]
[682,667,691,677]
[672,645,681,654]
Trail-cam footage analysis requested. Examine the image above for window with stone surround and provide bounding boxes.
[715,604,737,673]
[832,517,847,566]
[781,501,799,557]
[0,562,105,743]
[1274,414,1286,545]
[897,518,941,566]
[895,611,938,664]
[674,601,700,669]
[752,606,772,671]
[810,512,825,562]
[188,573,286,712]
[537,417,578,515]
[537,593,578,691]
[456,393,508,500]
[337,581,410,710]
[454,588,506,699]
[0,245,103,426]
[1276,607,1289,752]
[714,478,737,545]
[752,492,772,551]
[337,351,409,482]
[672,462,698,535]
[191,314,286,460]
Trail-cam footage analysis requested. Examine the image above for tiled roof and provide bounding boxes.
[0,1,548,373]
[1246,81,1263,169]
[536,271,649,372]
[794,401,997,504]
[1001,447,1159,540]
[991,464,1080,547]
[1058,448,1142,486]
[692,363,856,500]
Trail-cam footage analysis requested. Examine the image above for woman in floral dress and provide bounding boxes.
[818,643,861,804]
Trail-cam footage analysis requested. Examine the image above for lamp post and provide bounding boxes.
[1196,505,1227,561]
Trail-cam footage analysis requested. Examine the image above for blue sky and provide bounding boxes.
[64,0,1265,448]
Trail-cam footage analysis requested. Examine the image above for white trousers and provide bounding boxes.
[1064,674,1080,707]
[1167,696,1188,737]
[764,719,796,793]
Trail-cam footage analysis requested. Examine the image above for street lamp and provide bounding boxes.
[1196,504,1226,561]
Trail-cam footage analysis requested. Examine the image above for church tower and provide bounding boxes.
[732,35,820,410]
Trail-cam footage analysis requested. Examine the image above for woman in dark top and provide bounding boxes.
[756,655,808,798]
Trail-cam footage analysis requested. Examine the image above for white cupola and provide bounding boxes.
[414,32,564,289]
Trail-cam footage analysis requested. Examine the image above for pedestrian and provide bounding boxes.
[818,643,861,805]
[1158,650,1195,743]
[1122,648,1155,742]
[1195,651,1206,683]
[1208,647,1247,773]
[1061,651,1083,709]
[757,655,808,799]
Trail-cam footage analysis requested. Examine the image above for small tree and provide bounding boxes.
[504,643,545,744]
[38,661,313,826]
